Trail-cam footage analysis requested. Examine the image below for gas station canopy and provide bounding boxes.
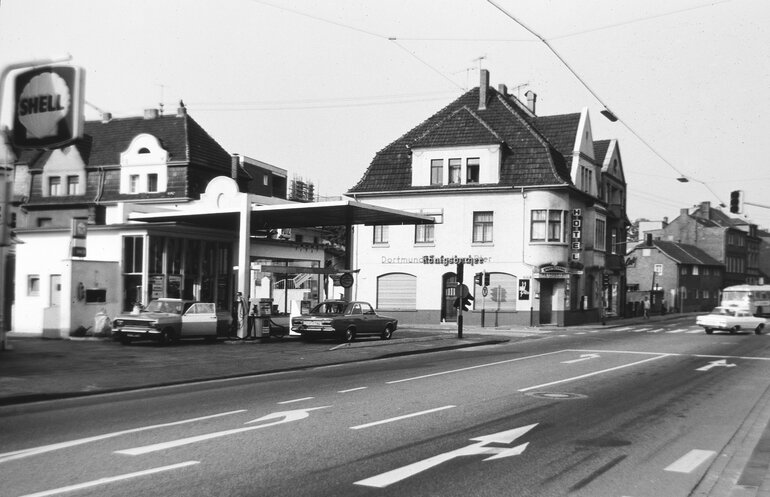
[129,198,434,231]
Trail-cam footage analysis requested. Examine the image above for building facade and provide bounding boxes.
[625,239,723,314]
[347,71,629,327]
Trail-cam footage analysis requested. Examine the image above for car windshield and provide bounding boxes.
[712,308,734,316]
[145,300,183,314]
[310,302,346,314]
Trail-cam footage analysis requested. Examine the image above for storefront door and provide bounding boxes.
[539,280,554,324]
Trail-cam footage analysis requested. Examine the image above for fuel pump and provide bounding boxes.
[256,298,273,339]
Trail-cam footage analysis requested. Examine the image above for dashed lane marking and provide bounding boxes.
[664,449,716,473]
[665,329,687,333]
[350,405,456,430]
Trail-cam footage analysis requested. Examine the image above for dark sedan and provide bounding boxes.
[291,300,398,342]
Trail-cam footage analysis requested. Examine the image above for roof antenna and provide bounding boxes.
[158,84,166,116]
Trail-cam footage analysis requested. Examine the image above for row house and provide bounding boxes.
[625,239,723,313]
[651,201,763,287]
[346,70,629,327]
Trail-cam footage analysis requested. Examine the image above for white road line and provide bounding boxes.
[17,461,200,497]
[338,387,367,393]
[350,405,456,430]
[687,329,703,333]
[634,328,652,332]
[666,329,687,334]
[614,327,633,331]
[387,350,567,384]
[664,449,716,473]
[648,328,664,333]
[278,397,314,404]
[518,354,672,392]
[0,410,245,464]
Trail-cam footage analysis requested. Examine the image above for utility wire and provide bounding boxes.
[485,0,726,206]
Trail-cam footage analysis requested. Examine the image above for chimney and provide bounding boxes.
[680,208,689,217]
[478,69,489,111]
[144,108,159,120]
[497,84,508,97]
[699,201,711,219]
[101,112,112,123]
[231,154,240,180]
[662,216,668,227]
[525,90,537,114]
[177,100,187,117]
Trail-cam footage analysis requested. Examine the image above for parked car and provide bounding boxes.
[695,307,766,335]
[112,298,231,345]
[291,300,398,342]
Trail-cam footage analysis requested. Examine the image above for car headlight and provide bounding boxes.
[114,319,124,327]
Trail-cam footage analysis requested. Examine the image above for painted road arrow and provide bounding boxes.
[116,406,330,456]
[696,359,737,372]
[354,423,538,488]
[561,353,600,364]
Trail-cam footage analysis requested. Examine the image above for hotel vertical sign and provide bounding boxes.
[570,208,582,261]
[12,64,85,150]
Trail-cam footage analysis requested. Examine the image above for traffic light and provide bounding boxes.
[454,284,474,311]
[456,262,464,283]
[602,273,609,287]
[730,190,743,214]
[474,272,483,286]
[484,272,490,286]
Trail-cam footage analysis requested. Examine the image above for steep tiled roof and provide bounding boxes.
[18,113,231,172]
[348,87,576,193]
[533,113,582,163]
[593,139,611,166]
[653,240,722,266]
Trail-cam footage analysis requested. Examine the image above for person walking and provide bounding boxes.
[643,296,651,319]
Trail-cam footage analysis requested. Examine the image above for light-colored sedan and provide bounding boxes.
[696,307,766,335]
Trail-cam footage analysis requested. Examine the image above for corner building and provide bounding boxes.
[347,71,629,327]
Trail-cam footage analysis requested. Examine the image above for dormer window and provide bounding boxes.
[411,146,500,187]
[48,176,61,196]
[120,134,169,194]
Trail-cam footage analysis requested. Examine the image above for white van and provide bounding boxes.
[720,285,770,316]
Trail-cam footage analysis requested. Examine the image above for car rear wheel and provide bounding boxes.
[381,324,393,340]
[756,324,764,335]
[730,326,739,334]
[705,328,713,334]
[344,327,356,343]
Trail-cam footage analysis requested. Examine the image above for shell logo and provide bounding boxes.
[12,64,85,150]
[18,72,71,139]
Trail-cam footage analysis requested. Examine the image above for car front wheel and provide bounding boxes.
[756,324,764,335]
[705,328,713,334]
[343,327,356,343]
[730,326,739,334]
[381,324,393,340]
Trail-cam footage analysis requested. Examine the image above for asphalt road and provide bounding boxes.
[3,316,770,497]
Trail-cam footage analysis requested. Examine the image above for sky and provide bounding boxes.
[1,0,768,227]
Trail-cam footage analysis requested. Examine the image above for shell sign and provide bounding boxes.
[12,64,85,150]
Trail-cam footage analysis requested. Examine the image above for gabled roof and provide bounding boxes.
[17,112,231,172]
[593,139,611,166]
[644,240,722,266]
[347,86,577,193]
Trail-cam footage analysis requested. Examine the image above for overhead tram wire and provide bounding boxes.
[485,0,727,207]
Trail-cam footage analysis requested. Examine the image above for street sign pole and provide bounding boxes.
[0,56,73,352]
